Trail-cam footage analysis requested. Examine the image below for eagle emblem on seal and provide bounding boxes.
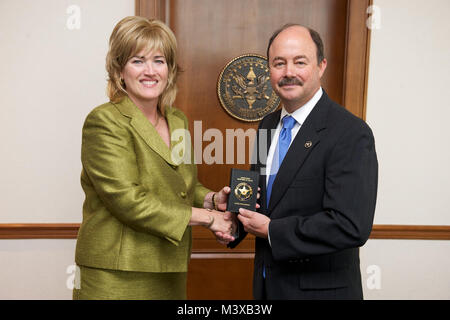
[232,67,270,109]
[217,54,280,122]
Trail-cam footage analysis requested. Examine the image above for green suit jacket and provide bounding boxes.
[75,97,210,273]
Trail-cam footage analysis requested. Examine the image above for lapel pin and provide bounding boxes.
[305,141,313,148]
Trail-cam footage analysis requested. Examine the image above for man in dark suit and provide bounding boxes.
[229,24,378,300]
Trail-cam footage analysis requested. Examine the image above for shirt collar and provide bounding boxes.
[280,87,323,126]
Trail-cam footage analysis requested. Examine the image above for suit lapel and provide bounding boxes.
[268,93,330,212]
[114,97,180,166]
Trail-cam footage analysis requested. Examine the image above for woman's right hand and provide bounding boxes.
[189,207,235,244]
[206,210,235,243]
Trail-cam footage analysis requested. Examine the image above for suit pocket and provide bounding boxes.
[285,177,323,211]
[299,269,350,290]
[290,177,322,188]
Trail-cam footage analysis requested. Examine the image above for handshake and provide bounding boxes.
[197,186,261,245]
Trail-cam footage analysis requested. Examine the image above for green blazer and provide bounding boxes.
[75,97,210,273]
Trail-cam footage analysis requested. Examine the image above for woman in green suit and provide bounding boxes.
[73,16,235,300]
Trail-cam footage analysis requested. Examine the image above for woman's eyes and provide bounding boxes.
[131,59,165,64]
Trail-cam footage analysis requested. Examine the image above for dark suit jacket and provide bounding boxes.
[229,91,378,300]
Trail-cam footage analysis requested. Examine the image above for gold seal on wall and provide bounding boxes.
[217,54,280,122]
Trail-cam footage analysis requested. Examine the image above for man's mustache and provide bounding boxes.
[278,77,303,87]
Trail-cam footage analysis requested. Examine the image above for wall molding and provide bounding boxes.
[369,225,450,240]
[0,224,80,239]
[1,224,449,242]
[343,0,372,120]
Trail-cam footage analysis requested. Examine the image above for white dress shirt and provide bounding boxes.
[266,87,323,245]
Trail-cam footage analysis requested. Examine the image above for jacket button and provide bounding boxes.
[180,191,187,198]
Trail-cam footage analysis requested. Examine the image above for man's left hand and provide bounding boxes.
[214,186,231,211]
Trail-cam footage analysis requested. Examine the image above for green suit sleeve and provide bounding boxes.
[81,107,191,246]
[193,182,211,208]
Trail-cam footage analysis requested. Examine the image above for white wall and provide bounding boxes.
[0,0,134,223]
[0,240,77,299]
[362,0,450,299]
[366,0,450,225]
[361,240,450,299]
[0,0,134,299]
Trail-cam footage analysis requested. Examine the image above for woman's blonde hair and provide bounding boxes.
[106,16,179,114]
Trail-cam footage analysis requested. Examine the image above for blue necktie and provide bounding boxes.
[263,115,296,279]
[266,115,297,208]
